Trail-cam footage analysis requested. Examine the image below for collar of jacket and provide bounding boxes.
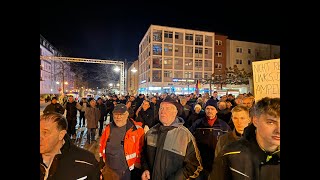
[243,124,280,163]
[168,116,185,127]
[111,118,138,132]
[232,128,243,140]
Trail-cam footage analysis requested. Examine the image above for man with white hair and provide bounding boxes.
[141,96,203,180]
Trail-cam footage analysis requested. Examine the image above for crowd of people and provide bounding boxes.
[40,91,280,180]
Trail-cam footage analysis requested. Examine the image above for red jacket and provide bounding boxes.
[99,119,144,170]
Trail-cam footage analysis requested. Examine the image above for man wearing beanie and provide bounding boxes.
[189,102,231,180]
[141,96,203,180]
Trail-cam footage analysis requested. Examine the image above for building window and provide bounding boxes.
[185,59,193,70]
[164,70,172,77]
[204,60,212,67]
[195,47,203,58]
[215,63,222,69]
[215,52,222,57]
[175,33,179,39]
[236,47,243,53]
[204,72,212,79]
[194,72,202,79]
[164,31,173,38]
[153,44,162,55]
[215,40,222,46]
[248,60,251,65]
[164,44,173,52]
[248,48,251,54]
[174,58,183,70]
[153,30,162,42]
[185,46,193,57]
[174,71,183,78]
[195,60,203,69]
[185,33,193,40]
[236,59,243,64]
[195,35,203,46]
[152,70,162,82]
[153,57,162,68]
[184,71,193,78]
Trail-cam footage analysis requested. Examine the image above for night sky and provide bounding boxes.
[40,2,280,63]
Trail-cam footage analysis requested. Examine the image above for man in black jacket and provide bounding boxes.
[209,97,280,180]
[40,112,100,180]
[43,96,65,115]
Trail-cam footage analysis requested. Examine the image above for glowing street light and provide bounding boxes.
[114,66,120,72]
[131,67,137,73]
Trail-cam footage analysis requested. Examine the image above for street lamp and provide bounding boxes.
[114,66,120,72]
[131,66,137,73]
[56,81,68,93]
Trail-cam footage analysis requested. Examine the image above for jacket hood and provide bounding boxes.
[169,116,185,127]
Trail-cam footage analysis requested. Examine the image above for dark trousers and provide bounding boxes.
[87,128,96,143]
[106,109,113,122]
[67,116,77,136]
[79,111,85,126]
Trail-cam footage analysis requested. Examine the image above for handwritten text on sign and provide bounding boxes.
[252,59,280,101]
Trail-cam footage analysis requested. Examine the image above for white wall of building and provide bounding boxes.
[138,24,215,94]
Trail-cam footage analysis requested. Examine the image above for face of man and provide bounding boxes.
[180,98,187,106]
[242,98,253,108]
[90,99,96,107]
[151,97,157,104]
[159,102,177,126]
[194,106,201,114]
[205,105,217,119]
[40,120,66,155]
[232,111,251,134]
[51,99,57,104]
[253,114,280,152]
[68,96,74,103]
[142,101,150,111]
[113,111,129,127]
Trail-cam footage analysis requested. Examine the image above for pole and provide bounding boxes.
[124,59,127,95]
[62,62,65,94]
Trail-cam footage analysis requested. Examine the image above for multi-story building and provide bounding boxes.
[226,39,280,93]
[138,24,216,95]
[214,34,228,90]
[127,60,139,96]
[40,34,74,96]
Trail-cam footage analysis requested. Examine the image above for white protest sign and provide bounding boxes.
[252,59,280,101]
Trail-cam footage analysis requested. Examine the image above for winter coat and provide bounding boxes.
[99,119,145,171]
[40,135,100,180]
[43,103,65,115]
[85,107,101,129]
[189,116,231,176]
[208,124,280,180]
[141,117,203,180]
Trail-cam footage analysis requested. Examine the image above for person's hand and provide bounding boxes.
[141,170,150,180]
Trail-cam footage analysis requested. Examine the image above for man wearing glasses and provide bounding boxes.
[98,104,145,180]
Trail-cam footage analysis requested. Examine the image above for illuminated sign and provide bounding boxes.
[172,78,195,83]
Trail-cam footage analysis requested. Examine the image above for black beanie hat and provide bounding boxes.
[161,96,183,117]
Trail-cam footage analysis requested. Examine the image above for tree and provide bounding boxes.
[225,65,252,85]
[202,65,253,95]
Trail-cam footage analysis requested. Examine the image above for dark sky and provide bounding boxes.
[40,2,280,63]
